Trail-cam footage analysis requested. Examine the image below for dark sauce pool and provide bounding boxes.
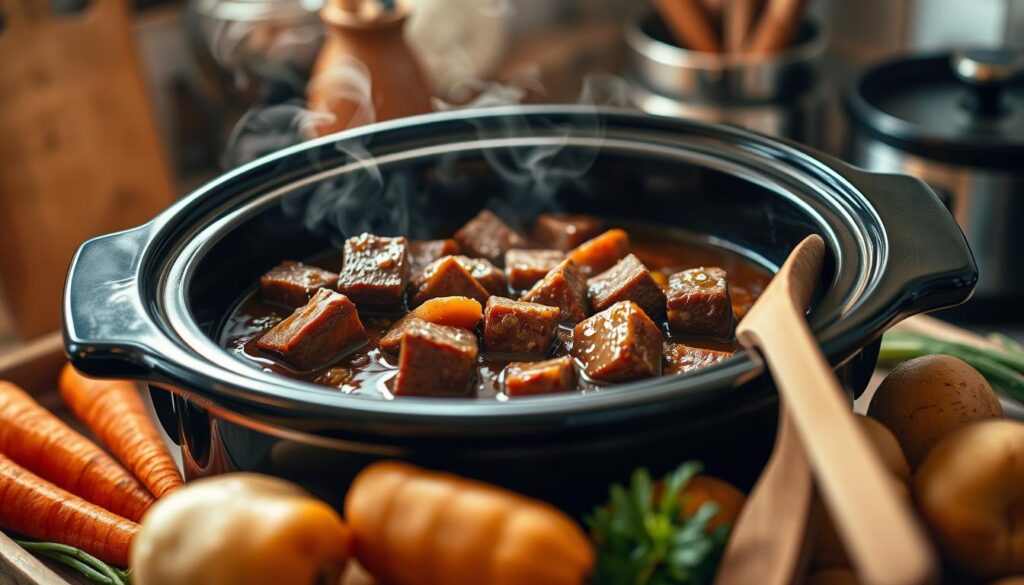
[219,227,773,400]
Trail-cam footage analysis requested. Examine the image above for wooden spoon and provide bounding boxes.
[744,0,805,55]
[714,407,815,585]
[654,0,722,53]
[727,235,939,585]
[725,0,763,53]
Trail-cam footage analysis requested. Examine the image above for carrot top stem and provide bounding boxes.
[15,540,130,585]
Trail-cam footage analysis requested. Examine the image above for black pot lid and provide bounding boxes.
[847,48,1024,168]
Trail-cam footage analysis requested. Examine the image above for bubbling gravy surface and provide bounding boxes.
[219,227,773,399]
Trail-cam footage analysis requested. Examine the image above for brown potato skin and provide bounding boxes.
[867,355,1002,469]
[915,420,1024,580]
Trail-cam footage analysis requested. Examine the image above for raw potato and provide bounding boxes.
[915,420,1024,579]
[858,415,912,484]
[867,355,1002,469]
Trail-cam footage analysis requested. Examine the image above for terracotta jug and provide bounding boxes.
[307,0,433,137]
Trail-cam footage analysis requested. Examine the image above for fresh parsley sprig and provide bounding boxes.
[587,462,731,585]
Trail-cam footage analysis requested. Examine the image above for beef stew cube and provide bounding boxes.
[379,296,483,352]
[504,356,576,397]
[337,233,409,313]
[255,288,368,371]
[454,256,508,296]
[666,267,734,339]
[454,210,528,265]
[520,258,591,324]
[393,321,478,397]
[505,249,564,291]
[566,229,630,276]
[378,314,426,353]
[663,342,734,375]
[483,296,560,355]
[408,256,490,307]
[532,214,604,251]
[260,261,339,307]
[588,254,667,319]
[408,239,461,275]
[572,301,663,382]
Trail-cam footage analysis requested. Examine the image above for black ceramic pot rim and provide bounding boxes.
[63,106,977,438]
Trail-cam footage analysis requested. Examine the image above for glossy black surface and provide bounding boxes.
[63,107,976,511]
[847,51,1024,168]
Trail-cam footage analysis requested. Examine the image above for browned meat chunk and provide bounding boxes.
[454,256,508,296]
[504,356,576,397]
[532,214,604,251]
[393,321,478,397]
[666,267,734,339]
[260,261,338,307]
[505,249,564,291]
[378,314,426,353]
[408,239,460,275]
[588,254,667,319]
[520,259,591,324]
[664,342,734,375]
[572,301,663,382]
[453,210,528,265]
[379,296,482,352]
[408,256,490,307]
[336,233,409,313]
[567,229,630,276]
[483,297,560,355]
[255,288,368,371]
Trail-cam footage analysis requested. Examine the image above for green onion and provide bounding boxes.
[14,540,129,585]
[878,331,1024,403]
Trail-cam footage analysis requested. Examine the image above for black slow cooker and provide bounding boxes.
[63,107,976,512]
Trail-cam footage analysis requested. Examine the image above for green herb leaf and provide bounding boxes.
[587,463,733,585]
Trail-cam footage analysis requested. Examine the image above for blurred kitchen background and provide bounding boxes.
[1,0,1022,346]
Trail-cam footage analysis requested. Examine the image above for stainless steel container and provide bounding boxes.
[625,8,830,147]
[846,49,1024,315]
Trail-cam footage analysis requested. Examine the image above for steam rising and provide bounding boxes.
[224,43,632,243]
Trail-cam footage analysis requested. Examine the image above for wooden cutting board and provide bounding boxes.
[0,0,174,340]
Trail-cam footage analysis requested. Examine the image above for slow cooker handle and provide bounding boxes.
[63,222,174,379]
[832,168,978,332]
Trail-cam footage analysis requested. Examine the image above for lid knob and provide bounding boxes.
[952,48,1023,116]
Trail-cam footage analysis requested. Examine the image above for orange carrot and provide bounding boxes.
[0,453,138,566]
[0,381,154,522]
[59,365,183,498]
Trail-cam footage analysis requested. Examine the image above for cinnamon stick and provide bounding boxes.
[654,0,722,53]
[744,0,806,56]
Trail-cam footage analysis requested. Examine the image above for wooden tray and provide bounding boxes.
[0,333,90,585]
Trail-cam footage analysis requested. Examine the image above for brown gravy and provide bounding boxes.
[219,229,773,400]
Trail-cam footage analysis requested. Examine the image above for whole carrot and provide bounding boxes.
[0,453,138,566]
[59,365,183,498]
[345,461,594,585]
[0,381,154,522]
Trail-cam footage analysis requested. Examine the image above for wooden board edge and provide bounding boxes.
[0,532,70,585]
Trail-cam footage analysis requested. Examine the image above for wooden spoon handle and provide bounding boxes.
[737,262,938,585]
[714,407,814,585]
[654,0,722,53]
[744,0,805,55]
[725,0,762,53]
